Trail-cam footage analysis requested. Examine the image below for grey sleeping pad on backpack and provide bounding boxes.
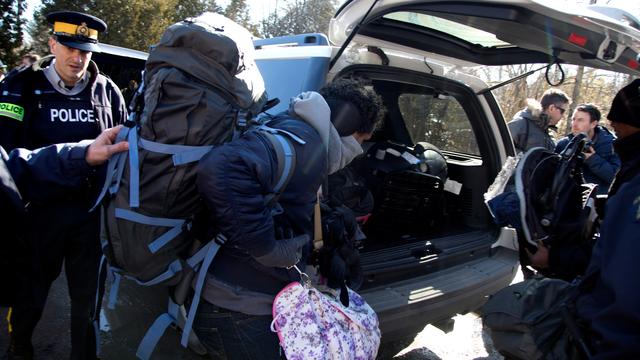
[482,277,578,360]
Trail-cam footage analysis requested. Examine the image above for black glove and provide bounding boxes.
[254,234,310,268]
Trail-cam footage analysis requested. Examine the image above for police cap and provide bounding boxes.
[46,11,107,53]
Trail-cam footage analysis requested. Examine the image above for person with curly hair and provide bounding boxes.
[193,77,385,360]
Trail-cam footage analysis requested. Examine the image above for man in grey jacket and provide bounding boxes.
[508,88,571,153]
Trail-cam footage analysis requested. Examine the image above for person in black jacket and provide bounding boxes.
[1,126,127,305]
[574,79,640,358]
[194,78,385,360]
[0,11,127,360]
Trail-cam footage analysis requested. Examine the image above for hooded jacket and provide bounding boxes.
[508,99,556,153]
[197,93,331,315]
[555,126,620,195]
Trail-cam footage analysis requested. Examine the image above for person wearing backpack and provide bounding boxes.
[0,11,126,360]
[194,78,385,360]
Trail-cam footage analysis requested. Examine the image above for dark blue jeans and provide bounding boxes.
[192,300,282,360]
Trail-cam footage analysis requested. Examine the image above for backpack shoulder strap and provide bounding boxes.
[258,129,297,209]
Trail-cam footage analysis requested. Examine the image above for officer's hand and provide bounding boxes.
[525,240,550,269]
[86,125,129,166]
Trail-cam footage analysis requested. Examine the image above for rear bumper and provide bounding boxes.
[361,248,518,342]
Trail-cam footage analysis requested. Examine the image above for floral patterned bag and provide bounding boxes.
[271,268,381,360]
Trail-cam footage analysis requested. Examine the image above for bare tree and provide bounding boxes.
[566,65,585,134]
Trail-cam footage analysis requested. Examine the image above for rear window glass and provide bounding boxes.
[383,12,512,48]
[398,93,480,156]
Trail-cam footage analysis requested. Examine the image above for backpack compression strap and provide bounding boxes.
[134,126,302,358]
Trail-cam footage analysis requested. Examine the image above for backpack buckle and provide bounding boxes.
[214,233,227,245]
[236,110,249,130]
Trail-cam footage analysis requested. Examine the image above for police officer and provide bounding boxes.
[0,11,126,360]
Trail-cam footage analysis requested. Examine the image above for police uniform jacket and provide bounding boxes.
[0,55,126,151]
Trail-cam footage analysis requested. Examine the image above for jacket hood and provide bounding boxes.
[520,98,550,129]
[289,91,363,175]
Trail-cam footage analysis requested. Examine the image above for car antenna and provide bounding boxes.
[329,0,380,70]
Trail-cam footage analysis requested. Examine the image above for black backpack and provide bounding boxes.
[486,133,599,280]
[482,277,579,360]
[514,134,598,254]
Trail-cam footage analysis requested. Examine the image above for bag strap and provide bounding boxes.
[313,194,323,250]
[94,237,221,360]
[134,239,221,360]
[256,125,304,212]
[91,124,131,210]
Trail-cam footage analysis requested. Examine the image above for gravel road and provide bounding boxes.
[0,270,524,359]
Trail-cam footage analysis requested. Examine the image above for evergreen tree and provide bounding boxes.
[224,0,257,35]
[27,0,224,53]
[1,0,28,67]
[260,0,337,38]
[175,0,223,23]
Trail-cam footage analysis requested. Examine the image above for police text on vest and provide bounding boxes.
[50,108,95,122]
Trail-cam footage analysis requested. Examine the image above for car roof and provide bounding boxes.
[330,0,640,76]
[98,43,148,60]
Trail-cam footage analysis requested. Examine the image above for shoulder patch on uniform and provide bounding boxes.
[0,103,25,121]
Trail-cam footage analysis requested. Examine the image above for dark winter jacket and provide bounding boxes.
[555,126,620,195]
[576,169,640,358]
[508,99,556,153]
[608,131,640,197]
[573,130,640,358]
[197,115,327,315]
[1,141,94,306]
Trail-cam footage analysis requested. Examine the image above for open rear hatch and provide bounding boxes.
[329,0,640,75]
